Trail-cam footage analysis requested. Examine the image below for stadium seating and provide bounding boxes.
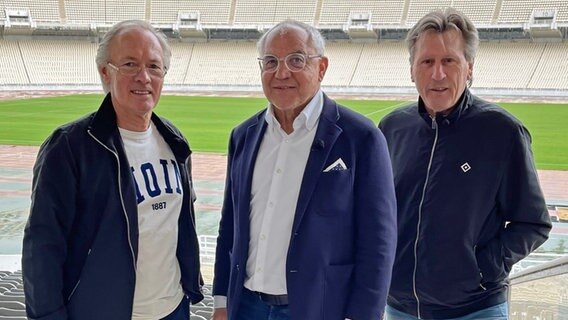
[499,0,568,24]
[451,0,496,25]
[1,39,566,91]
[3,0,59,22]
[17,40,98,84]
[233,0,317,25]
[406,0,452,25]
[150,0,231,25]
[475,42,544,89]
[319,0,404,26]
[65,0,145,23]
[0,41,29,85]
[527,42,568,89]
[349,42,410,88]
[181,41,259,86]
[2,0,568,26]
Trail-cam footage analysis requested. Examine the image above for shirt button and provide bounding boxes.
[276,168,282,174]
[261,234,266,240]
[268,202,274,208]
[257,267,262,272]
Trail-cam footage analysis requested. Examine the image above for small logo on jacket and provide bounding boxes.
[461,162,471,173]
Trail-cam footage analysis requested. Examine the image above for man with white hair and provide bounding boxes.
[23,20,203,320]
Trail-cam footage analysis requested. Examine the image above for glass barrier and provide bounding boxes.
[510,256,568,319]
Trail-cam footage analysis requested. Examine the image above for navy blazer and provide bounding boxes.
[213,94,397,320]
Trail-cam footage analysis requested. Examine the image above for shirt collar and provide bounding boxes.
[264,89,324,132]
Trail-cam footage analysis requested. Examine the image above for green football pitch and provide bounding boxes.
[0,94,566,170]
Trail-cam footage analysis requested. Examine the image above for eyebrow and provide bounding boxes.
[117,56,163,63]
[263,50,306,56]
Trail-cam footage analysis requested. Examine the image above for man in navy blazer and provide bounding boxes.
[212,19,397,320]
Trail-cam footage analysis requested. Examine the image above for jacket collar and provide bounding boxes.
[418,88,471,126]
[87,93,190,160]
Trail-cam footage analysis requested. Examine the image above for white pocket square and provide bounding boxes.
[323,158,347,172]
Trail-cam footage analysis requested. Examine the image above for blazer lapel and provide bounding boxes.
[292,95,342,233]
[239,111,267,229]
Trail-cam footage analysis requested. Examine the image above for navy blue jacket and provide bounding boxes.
[379,90,551,318]
[22,94,204,320]
[213,94,398,319]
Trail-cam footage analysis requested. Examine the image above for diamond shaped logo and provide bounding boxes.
[461,162,471,173]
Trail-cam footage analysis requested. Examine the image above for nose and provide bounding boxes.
[274,61,291,79]
[134,66,152,83]
[432,62,446,81]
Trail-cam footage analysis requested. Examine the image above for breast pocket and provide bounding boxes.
[312,169,353,216]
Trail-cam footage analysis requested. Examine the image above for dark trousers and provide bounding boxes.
[235,288,290,320]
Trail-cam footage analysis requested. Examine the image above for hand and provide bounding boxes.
[212,308,228,320]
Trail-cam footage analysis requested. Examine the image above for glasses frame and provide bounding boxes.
[257,53,322,73]
[106,62,167,78]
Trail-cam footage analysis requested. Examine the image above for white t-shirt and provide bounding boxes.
[120,122,185,319]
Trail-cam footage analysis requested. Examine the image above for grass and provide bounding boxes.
[0,94,566,170]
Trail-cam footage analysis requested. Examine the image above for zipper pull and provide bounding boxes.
[431,116,437,130]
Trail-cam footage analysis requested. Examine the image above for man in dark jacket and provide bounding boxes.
[379,8,552,320]
[22,20,203,320]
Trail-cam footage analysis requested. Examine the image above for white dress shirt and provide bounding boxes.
[245,90,323,295]
[214,90,323,308]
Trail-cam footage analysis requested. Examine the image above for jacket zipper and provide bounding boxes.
[88,130,137,272]
[413,117,439,319]
[183,156,203,291]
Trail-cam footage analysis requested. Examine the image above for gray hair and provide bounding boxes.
[95,20,171,92]
[406,8,479,66]
[256,20,325,56]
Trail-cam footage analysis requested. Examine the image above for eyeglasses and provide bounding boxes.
[257,53,322,73]
[107,62,167,78]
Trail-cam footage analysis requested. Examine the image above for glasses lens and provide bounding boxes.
[286,54,306,72]
[113,63,165,78]
[147,66,165,77]
[120,65,140,75]
[261,56,278,72]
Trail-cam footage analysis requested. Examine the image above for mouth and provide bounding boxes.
[430,87,448,93]
[131,90,152,95]
[273,85,295,90]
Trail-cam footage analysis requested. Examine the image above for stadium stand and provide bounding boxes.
[451,0,497,25]
[318,0,403,26]
[2,0,59,22]
[405,0,453,25]
[182,41,258,86]
[0,40,28,85]
[322,42,363,87]
[499,0,568,24]
[233,0,317,25]
[65,0,145,23]
[17,40,98,84]
[527,42,568,89]
[150,0,231,25]
[474,42,545,89]
[2,39,565,92]
[349,42,410,88]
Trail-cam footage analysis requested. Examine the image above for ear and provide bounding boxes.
[410,66,415,83]
[318,56,329,82]
[100,65,112,86]
[467,61,473,80]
